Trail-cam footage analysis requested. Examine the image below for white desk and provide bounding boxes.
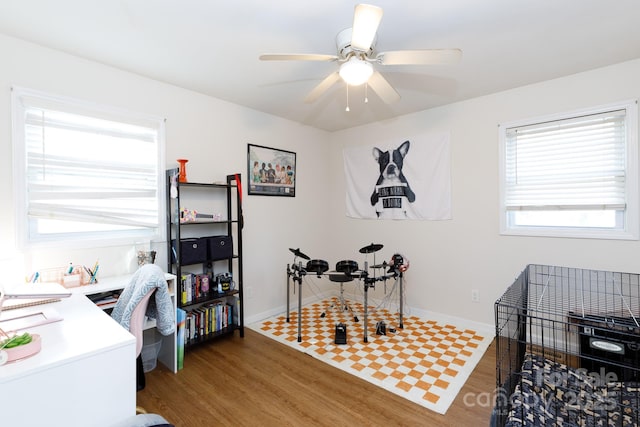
[0,294,136,427]
[72,273,178,373]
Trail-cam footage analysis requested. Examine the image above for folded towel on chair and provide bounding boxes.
[111,264,175,336]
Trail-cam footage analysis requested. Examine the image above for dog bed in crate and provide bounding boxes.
[505,354,639,427]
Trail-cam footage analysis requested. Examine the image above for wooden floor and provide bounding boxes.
[138,328,496,426]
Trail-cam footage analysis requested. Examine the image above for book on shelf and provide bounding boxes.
[180,274,190,305]
[176,308,186,370]
[181,301,235,344]
[180,273,218,306]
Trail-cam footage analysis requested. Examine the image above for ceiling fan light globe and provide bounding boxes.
[339,57,373,86]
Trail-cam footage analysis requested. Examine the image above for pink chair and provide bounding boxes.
[114,290,175,425]
[111,264,174,393]
[128,288,156,391]
[129,289,155,358]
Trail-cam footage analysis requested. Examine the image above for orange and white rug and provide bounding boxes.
[248,297,493,414]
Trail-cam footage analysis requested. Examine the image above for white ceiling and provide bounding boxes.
[1,1,639,132]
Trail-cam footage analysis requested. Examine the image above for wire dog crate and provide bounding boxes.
[493,264,640,427]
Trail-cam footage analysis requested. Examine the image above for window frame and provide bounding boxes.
[498,100,638,240]
[12,87,166,249]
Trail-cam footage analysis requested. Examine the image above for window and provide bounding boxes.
[499,101,638,239]
[12,87,165,247]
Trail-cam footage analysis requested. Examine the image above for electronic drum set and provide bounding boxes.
[286,243,407,343]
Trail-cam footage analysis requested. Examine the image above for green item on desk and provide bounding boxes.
[1,332,33,349]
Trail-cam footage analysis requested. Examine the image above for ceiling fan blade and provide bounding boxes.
[304,72,341,103]
[259,53,338,62]
[377,49,462,65]
[367,71,400,104]
[351,4,383,51]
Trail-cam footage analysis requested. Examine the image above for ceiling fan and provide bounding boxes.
[259,4,462,105]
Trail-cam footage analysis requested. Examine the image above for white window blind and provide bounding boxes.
[499,100,638,240]
[13,88,164,245]
[504,109,627,212]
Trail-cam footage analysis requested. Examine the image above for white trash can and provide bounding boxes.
[141,329,162,372]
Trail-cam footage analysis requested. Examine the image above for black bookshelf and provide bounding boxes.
[166,169,244,348]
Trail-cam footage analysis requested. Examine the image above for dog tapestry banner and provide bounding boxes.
[343,132,451,220]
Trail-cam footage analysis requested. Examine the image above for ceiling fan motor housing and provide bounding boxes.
[336,28,376,60]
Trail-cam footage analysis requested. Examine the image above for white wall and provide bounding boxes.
[329,59,640,326]
[3,32,639,327]
[0,34,333,319]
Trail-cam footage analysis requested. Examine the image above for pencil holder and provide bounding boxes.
[37,266,92,288]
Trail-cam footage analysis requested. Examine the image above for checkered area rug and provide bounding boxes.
[248,297,493,414]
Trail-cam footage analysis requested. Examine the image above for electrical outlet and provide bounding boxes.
[471,289,480,303]
[246,286,254,298]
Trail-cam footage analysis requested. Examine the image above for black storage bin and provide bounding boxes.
[172,238,208,265]
[205,235,233,260]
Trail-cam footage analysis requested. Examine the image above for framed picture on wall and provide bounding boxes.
[247,144,296,197]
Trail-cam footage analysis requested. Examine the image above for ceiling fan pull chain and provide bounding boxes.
[345,84,350,112]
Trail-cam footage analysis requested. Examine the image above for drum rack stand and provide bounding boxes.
[285,260,405,344]
[361,261,404,343]
[286,262,306,342]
